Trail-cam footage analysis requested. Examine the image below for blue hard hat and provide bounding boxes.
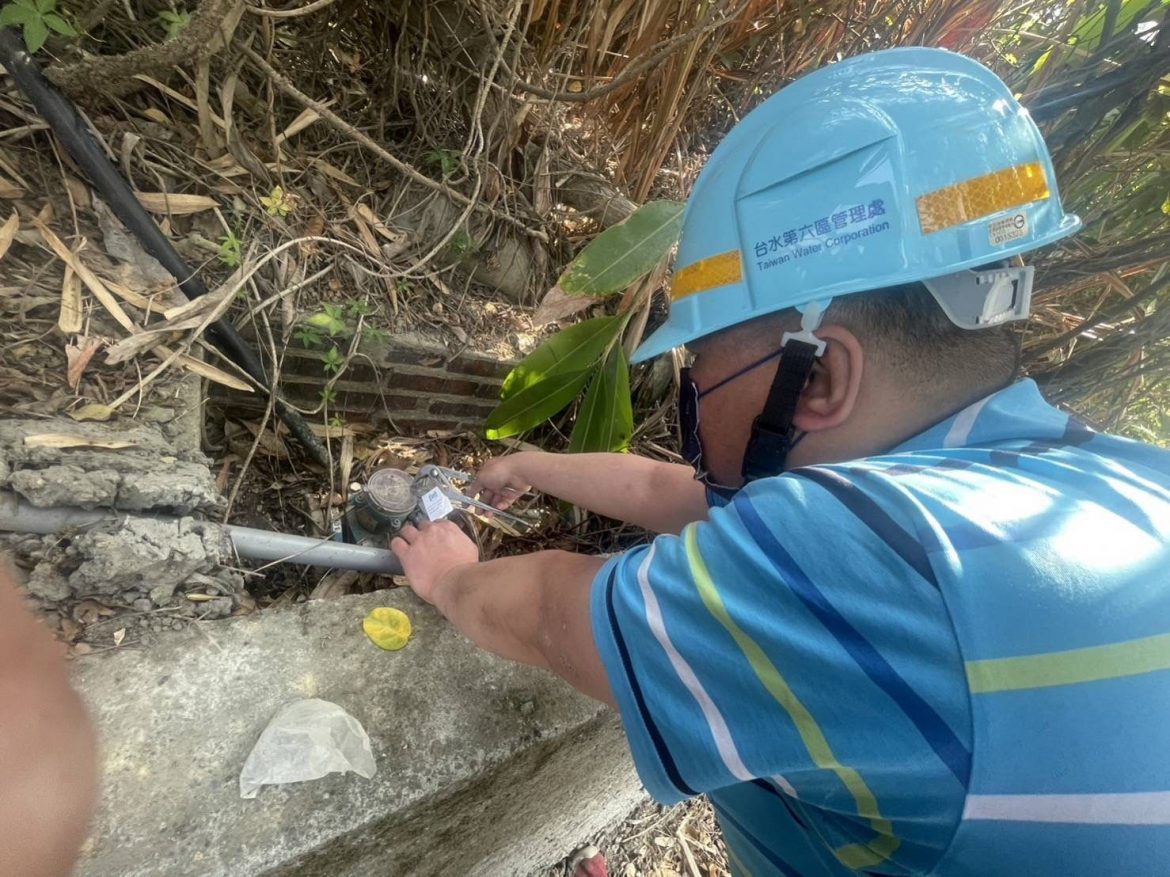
[632,47,1081,363]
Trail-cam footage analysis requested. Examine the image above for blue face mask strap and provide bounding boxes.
[697,347,784,400]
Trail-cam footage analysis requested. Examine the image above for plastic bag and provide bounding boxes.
[239,698,376,799]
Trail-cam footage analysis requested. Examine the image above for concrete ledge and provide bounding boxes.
[74,590,643,877]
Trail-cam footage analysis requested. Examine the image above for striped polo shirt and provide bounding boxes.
[591,379,1170,875]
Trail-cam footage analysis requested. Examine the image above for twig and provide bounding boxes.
[677,821,702,877]
[246,0,338,17]
[241,45,548,243]
[506,0,753,103]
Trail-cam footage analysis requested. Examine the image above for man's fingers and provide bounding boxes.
[398,524,420,543]
[389,536,409,556]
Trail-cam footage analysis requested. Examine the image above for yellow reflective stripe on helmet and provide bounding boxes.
[917,161,1050,236]
[672,249,743,300]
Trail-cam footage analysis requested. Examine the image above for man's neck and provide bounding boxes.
[788,383,1002,467]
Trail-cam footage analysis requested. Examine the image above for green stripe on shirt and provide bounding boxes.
[967,631,1170,693]
[682,525,900,869]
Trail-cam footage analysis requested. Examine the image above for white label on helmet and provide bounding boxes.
[989,211,1029,246]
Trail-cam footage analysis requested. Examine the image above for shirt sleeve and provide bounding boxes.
[589,470,971,848]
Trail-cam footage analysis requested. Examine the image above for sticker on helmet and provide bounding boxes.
[989,211,1029,246]
[751,200,891,272]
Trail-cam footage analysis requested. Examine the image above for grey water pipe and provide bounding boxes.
[0,492,403,576]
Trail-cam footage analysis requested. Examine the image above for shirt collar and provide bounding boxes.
[892,379,1072,454]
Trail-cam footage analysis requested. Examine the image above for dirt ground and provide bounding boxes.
[549,797,731,877]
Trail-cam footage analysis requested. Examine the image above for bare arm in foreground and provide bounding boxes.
[0,563,98,877]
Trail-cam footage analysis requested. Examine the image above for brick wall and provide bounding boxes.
[211,334,517,434]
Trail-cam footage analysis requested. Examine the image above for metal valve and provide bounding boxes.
[343,465,535,547]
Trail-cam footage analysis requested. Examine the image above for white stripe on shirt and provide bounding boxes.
[944,394,994,448]
[636,545,756,784]
[964,792,1170,825]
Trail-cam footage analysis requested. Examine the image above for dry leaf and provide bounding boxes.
[102,278,152,310]
[23,434,135,450]
[73,599,114,624]
[0,210,19,262]
[103,331,172,366]
[275,104,331,145]
[95,198,173,288]
[63,176,92,210]
[349,206,381,257]
[105,269,242,365]
[354,203,405,244]
[133,74,201,114]
[312,158,360,187]
[174,355,253,392]
[533,284,594,326]
[58,266,83,334]
[61,616,82,642]
[135,192,219,215]
[112,628,126,646]
[140,107,172,126]
[36,221,136,333]
[65,336,102,390]
[240,420,290,458]
[0,174,24,199]
[70,403,116,422]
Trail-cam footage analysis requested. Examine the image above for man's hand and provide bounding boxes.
[468,453,533,511]
[390,520,479,605]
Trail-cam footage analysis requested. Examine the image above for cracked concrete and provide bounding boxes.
[0,418,241,615]
[0,419,219,513]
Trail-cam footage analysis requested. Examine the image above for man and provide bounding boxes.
[392,48,1170,875]
[0,563,97,876]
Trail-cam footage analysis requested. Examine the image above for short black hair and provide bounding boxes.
[825,282,1020,393]
[747,281,1020,397]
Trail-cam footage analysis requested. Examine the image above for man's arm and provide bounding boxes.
[472,451,708,535]
[391,522,613,705]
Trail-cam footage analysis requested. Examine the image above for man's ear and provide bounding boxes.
[792,324,863,432]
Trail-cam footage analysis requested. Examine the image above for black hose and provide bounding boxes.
[0,28,330,467]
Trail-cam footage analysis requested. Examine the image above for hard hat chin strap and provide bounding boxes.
[741,302,828,483]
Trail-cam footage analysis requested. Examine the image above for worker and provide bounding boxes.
[0,562,97,876]
[392,48,1170,875]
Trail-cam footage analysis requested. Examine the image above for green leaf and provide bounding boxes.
[42,11,74,34]
[485,368,594,440]
[568,344,633,453]
[558,200,684,296]
[293,326,322,347]
[0,5,33,26]
[321,345,345,375]
[23,14,47,52]
[500,314,625,400]
[306,311,347,336]
[12,0,37,11]
[34,0,53,13]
